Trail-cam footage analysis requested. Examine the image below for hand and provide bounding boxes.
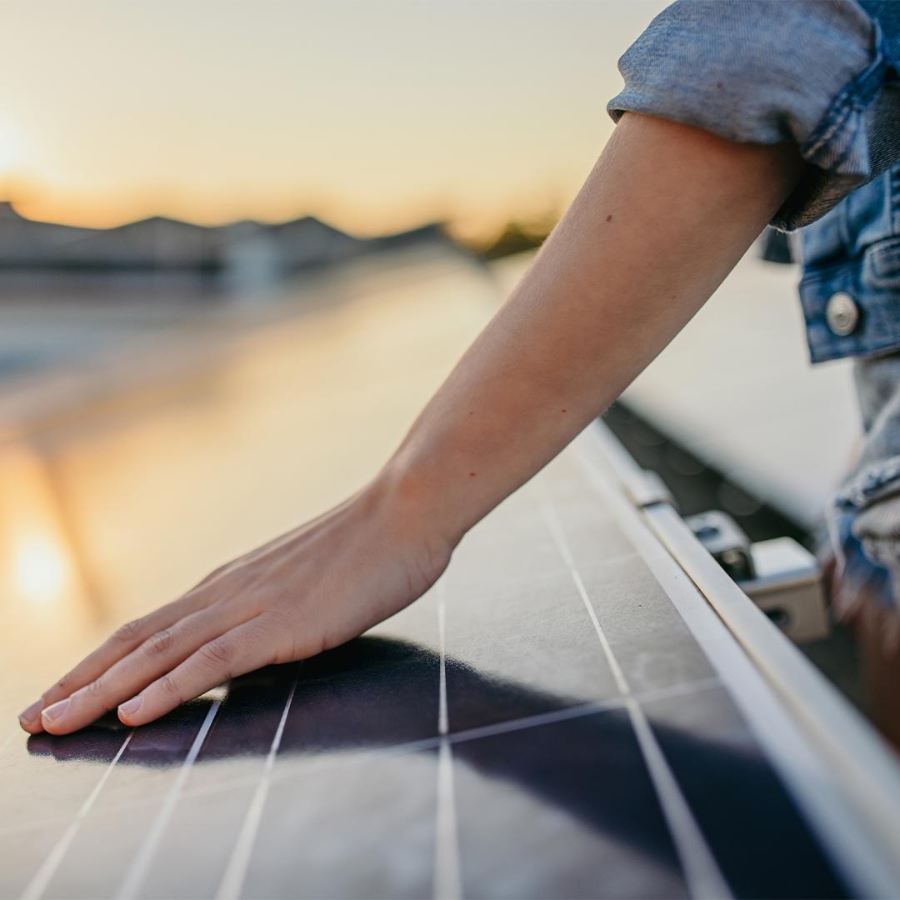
[18,474,451,735]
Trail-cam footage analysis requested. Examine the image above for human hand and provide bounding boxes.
[18,476,451,735]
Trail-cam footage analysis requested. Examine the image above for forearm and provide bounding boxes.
[382,113,803,545]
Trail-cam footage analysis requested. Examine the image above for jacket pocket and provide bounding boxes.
[863,236,900,291]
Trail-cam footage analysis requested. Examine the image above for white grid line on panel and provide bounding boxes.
[215,674,299,900]
[541,498,733,900]
[434,579,462,900]
[20,730,135,900]
[117,699,222,900]
[446,676,723,749]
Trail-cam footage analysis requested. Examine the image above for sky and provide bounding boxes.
[0,1,667,240]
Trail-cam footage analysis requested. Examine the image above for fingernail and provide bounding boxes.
[18,700,43,725]
[41,699,70,723]
[118,696,142,718]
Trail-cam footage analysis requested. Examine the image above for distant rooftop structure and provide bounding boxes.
[0,201,456,295]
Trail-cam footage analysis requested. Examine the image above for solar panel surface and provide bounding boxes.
[3,448,866,899]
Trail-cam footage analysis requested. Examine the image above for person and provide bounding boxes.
[18,0,900,736]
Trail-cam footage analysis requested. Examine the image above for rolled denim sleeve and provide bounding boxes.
[608,0,899,230]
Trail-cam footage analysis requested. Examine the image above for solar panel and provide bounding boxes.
[5,430,899,899]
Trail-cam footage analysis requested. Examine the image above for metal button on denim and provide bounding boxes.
[826,292,860,336]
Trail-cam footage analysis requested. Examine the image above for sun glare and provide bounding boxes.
[0,445,88,623]
[14,535,68,603]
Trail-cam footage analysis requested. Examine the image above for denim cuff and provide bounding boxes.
[608,0,899,230]
[836,354,900,509]
[837,456,900,510]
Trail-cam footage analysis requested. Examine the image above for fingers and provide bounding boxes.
[20,595,212,734]
[37,603,251,736]
[118,616,276,727]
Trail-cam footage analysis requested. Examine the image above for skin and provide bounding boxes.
[18,113,803,736]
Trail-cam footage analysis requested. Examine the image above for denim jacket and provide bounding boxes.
[608,0,900,517]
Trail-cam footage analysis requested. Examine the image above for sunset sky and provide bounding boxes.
[1,1,666,240]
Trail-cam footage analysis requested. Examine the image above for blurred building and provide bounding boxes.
[0,202,452,298]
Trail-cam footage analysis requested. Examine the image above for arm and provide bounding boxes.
[386,113,802,543]
[20,113,802,735]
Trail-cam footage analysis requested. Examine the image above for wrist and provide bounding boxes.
[370,451,467,555]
